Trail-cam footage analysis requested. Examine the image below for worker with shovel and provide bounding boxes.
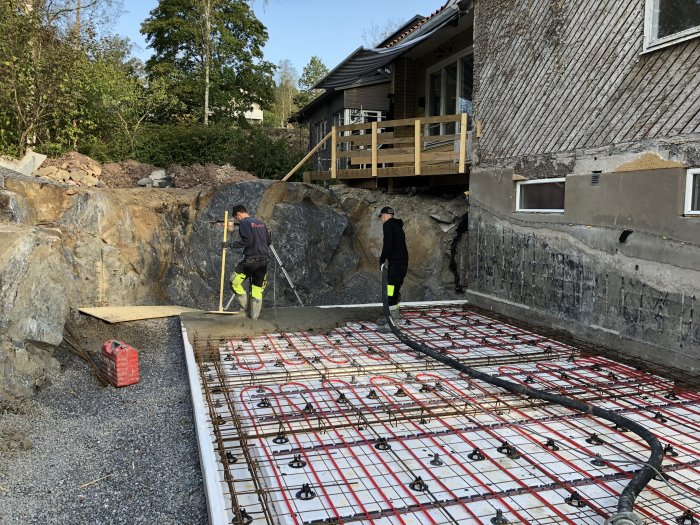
[227,204,271,319]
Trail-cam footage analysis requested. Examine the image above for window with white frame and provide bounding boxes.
[644,0,700,52]
[426,52,473,136]
[516,178,566,213]
[685,168,700,215]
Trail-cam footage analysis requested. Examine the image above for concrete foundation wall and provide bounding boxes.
[468,167,700,372]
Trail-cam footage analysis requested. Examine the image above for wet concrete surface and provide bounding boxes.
[180,305,384,342]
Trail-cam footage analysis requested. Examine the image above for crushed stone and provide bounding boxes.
[0,316,207,525]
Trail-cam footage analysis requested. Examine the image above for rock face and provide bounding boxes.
[0,166,468,400]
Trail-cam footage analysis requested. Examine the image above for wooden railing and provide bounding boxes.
[328,113,471,179]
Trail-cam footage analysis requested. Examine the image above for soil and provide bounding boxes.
[101,160,160,188]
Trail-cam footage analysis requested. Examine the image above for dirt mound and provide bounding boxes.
[166,163,258,188]
[101,160,160,188]
[35,151,103,186]
[34,152,258,189]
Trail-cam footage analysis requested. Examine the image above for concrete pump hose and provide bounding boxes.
[380,266,662,519]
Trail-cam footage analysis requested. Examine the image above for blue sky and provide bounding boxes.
[113,0,438,76]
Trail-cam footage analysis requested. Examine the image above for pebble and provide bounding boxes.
[0,317,207,524]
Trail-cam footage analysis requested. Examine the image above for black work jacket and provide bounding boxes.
[232,217,271,258]
[380,218,408,265]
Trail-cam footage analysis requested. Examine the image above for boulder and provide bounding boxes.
[0,224,71,346]
[150,169,168,180]
[0,150,47,176]
[137,177,152,187]
[0,337,60,401]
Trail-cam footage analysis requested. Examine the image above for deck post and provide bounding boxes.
[459,113,468,174]
[331,126,338,179]
[371,121,378,177]
[414,119,421,175]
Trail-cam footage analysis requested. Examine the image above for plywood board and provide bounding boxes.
[79,305,200,323]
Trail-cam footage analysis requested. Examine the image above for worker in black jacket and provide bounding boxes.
[378,206,408,327]
[228,204,271,320]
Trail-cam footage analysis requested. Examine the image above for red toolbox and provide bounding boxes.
[101,340,139,387]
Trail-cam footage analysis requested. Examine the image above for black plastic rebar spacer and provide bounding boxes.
[430,453,444,466]
[375,438,391,451]
[675,510,699,525]
[237,508,254,525]
[591,454,606,467]
[586,433,605,445]
[653,412,668,423]
[491,509,510,524]
[296,483,316,501]
[289,454,306,469]
[544,438,560,451]
[257,397,271,408]
[565,491,587,508]
[272,433,289,444]
[409,476,428,492]
[663,443,679,457]
[226,451,238,464]
[468,448,485,461]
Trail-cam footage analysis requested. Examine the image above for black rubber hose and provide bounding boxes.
[381,266,662,522]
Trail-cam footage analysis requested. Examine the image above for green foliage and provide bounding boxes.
[0,0,307,179]
[0,2,84,155]
[130,123,309,180]
[294,56,329,109]
[141,0,275,124]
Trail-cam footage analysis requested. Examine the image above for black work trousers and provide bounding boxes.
[387,263,408,306]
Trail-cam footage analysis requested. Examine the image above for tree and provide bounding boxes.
[274,59,297,127]
[141,0,275,125]
[294,55,328,108]
[361,17,406,47]
[0,2,82,155]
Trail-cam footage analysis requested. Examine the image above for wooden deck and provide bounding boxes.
[286,114,472,185]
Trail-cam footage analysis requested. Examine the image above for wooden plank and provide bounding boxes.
[336,114,461,134]
[415,120,421,175]
[304,163,467,181]
[337,132,395,145]
[78,306,200,324]
[423,133,460,143]
[338,146,416,159]
[459,113,467,173]
[371,121,378,177]
[376,151,459,164]
[331,126,337,179]
[282,130,333,181]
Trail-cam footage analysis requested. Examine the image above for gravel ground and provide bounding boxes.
[0,316,207,525]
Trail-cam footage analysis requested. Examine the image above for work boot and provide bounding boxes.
[236,293,248,311]
[250,298,263,320]
[389,305,400,325]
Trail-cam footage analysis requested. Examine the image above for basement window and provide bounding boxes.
[644,0,700,52]
[516,178,566,213]
[685,168,700,216]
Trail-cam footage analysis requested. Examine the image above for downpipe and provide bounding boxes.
[381,266,661,524]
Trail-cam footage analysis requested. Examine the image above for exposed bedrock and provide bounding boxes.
[0,168,467,399]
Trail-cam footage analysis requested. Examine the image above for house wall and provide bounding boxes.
[468,0,700,372]
[307,93,344,171]
[472,0,700,171]
[343,82,391,112]
[392,25,474,120]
